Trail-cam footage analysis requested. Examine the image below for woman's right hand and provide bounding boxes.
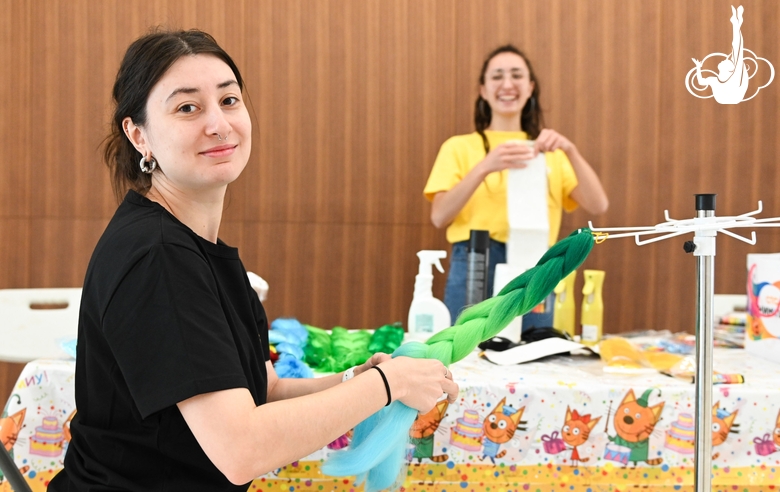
[376,356,459,413]
[478,141,537,177]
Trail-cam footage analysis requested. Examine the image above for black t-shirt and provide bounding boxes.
[49,191,270,492]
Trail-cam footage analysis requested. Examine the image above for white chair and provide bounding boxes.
[0,288,81,363]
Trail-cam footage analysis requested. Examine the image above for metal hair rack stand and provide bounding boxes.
[0,443,32,492]
[589,194,780,492]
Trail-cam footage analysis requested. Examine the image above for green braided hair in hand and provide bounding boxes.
[323,229,595,491]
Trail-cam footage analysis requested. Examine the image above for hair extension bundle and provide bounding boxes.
[323,229,595,491]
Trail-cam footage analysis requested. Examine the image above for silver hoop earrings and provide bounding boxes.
[139,155,157,174]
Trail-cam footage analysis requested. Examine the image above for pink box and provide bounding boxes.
[541,431,566,455]
[754,434,777,456]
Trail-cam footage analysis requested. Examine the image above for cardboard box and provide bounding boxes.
[746,253,780,361]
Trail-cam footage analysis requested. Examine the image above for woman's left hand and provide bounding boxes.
[355,352,393,376]
[535,128,575,154]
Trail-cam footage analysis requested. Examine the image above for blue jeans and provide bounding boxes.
[443,240,554,330]
[444,240,506,322]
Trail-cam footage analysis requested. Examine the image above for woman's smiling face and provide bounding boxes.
[480,52,535,119]
[127,53,252,193]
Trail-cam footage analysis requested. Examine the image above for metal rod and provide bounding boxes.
[694,208,715,492]
[0,444,32,492]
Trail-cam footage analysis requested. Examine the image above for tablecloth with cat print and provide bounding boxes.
[3,351,780,491]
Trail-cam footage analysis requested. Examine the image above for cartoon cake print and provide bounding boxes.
[29,416,65,457]
[665,412,695,453]
[450,409,484,451]
[666,403,739,458]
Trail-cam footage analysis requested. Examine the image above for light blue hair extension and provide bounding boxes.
[323,342,428,488]
[322,230,595,491]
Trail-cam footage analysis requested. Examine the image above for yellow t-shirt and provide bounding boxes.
[423,130,579,245]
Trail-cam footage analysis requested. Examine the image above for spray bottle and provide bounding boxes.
[407,250,451,338]
[553,270,577,338]
[580,270,605,346]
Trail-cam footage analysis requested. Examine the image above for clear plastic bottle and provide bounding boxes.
[407,251,451,339]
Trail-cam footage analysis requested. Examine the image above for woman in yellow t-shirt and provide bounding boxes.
[424,45,609,322]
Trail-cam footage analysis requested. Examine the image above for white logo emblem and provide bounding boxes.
[685,5,774,104]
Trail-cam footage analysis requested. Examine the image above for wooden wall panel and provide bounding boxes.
[3,0,780,400]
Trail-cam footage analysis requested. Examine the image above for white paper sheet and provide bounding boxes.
[492,152,550,344]
[505,154,549,269]
[480,337,588,365]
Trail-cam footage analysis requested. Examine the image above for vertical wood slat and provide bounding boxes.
[3,0,780,403]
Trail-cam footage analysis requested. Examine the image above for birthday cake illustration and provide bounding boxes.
[665,412,695,454]
[450,409,484,451]
[29,416,65,457]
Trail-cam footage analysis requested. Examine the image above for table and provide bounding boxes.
[2,350,779,491]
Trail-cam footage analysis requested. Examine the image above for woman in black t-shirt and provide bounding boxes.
[49,29,459,492]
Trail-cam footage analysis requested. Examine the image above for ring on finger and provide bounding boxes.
[444,367,449,378]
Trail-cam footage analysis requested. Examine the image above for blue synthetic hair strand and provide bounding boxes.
[323,229,595,491]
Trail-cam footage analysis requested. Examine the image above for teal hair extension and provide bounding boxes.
[322,229,595,491]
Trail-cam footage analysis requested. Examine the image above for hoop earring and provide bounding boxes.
[140,155,157,174]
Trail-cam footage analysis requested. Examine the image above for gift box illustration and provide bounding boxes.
[541,430,566,454]
[754,434,777,456]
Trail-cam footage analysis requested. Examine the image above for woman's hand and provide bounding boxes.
[478,141,536,176]
[535,128,575,154]
[354,352,392,376]
[376,356,459,413]
[537,128,610,215]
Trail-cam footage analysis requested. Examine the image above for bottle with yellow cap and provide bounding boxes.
[553,270,576,338]
[580,270,605,346]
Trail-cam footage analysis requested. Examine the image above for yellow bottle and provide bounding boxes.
[580,270,605,346]
[553,270,576,338]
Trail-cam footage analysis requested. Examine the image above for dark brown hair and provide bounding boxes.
[474,45,544,154]
[104,28,245,201]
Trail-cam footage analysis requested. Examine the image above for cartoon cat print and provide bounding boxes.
[608,389,665,466]
[481,397,526,464]
[711,402,739,460]
[561,406,601,466]
[0,407,31,483]
[409,400,449,463]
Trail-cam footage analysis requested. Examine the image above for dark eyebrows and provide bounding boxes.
[217,80,238,89]
[166,87,198,102]
[165,80,239,102]
[490,68,525,74]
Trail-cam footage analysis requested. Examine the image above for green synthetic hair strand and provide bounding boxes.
[323,228,595,491]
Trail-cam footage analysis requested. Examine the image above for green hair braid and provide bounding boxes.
[424,228,595,365]
[322,229,595,491]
